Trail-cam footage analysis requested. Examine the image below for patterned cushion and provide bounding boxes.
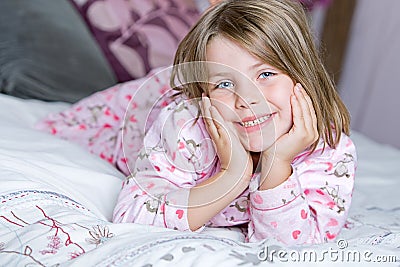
[70,0,200,82]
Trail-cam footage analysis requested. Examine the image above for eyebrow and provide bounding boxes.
[207,71,232,78]
[207,63,275,79]
[249,62,272,71]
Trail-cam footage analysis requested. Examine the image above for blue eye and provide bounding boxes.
[215,81,234,89]
[259,72,275,79]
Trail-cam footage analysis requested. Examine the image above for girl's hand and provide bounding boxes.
[201,96,253,183]
[260,83,319,189]
[272,83,319,161]
[187,96,253,230]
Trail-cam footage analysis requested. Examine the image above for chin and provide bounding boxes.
[242,138,275,153]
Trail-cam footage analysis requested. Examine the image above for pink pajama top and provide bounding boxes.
[112,96,357,244]
[35,68,357,245]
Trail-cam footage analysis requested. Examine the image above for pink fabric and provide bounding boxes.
[111,98,357,245]
[35,68,357,244]
[35,67,174,176]
[69,0,200,82]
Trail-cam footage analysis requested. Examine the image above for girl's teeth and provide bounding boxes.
[241,115,271,127]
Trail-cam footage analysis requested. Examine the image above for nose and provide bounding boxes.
[234,82,260,109]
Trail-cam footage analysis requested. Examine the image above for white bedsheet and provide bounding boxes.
[0,93,399,266]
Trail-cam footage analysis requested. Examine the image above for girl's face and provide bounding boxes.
[205,36,296,152]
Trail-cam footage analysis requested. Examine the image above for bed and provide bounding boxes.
[1,0,399,266]
[0,93,399,266]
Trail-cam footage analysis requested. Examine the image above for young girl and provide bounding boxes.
[112,0,356,245]
[36,0,356,245]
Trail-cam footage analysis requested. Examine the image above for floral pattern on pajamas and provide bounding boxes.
[112,97,357,245]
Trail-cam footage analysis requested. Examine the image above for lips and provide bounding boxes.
[239,113,274,128]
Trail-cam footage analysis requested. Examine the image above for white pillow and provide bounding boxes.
[0,94,124,221]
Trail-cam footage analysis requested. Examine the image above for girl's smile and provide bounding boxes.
[236,113,276,134]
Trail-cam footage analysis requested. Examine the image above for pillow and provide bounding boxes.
[0,0,117,103]
[0,93,124,221]
[69,0,201,82]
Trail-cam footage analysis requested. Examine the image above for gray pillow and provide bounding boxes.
[0,0,117,103]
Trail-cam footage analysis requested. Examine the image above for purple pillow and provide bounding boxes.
[70,0,200,82]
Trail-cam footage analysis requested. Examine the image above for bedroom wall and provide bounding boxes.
[338,0,400,149]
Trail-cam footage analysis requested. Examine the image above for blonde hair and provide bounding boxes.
[171,0,350,150]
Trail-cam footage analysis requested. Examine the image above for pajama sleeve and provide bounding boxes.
[247,134,357,245]
[112,99,218,231]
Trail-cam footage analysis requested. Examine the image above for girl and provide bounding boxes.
[112,0,356,245]
[36,0,356,244]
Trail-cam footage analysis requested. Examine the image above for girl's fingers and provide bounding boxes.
[201,96,219,138]
[295,85,312,124]
[291,85,305,128]
[295,84,319,140]
[299,84,318,135]
[209,105,229,140]
[302,87,318,133]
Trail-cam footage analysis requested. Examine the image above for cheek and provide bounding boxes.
[266,91,294,131]
[209,95,237,119]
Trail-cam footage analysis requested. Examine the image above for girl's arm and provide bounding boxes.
[113,98,252,231]
[259,84,318,190]
[187,97,253,230]
[247,84,356,244]
[187,167,250,230]
[248,135,356,244]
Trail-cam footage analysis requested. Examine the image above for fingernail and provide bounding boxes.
[296,84,301,91]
